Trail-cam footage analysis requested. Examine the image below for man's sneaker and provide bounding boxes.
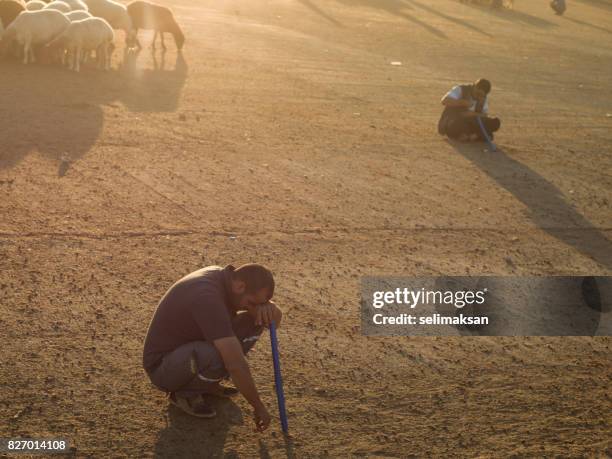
[168,392,216,418]
[203,383,239,399]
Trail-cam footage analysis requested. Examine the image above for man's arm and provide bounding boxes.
[441,86,472,108]
[213,336,271,431]
[441,96,472,108]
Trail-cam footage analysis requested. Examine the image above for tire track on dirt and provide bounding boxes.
[1,225,610,239]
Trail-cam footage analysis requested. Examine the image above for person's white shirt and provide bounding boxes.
[444,85,489,114]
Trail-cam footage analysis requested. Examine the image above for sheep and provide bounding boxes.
[48,16,113,71]
[1,9,69,63]
[43,0,71,13]
[63,8,91,62]
[25,0,46,10]
[65,9,90,20]
[82,0,133,45]
[127,0,183,50]
[0,0,25,29]
[61,0,87,11]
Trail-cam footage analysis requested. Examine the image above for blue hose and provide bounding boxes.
[477,116,497,152]
[270,321,289,434]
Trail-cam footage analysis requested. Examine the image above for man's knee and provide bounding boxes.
[486,117,501,132]
[232,312,264,353]
[446,120,464,139]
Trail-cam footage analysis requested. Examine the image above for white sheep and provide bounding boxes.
[2,9,69,63]
[25,1,47,11]
[63,8,92,63]
[127,0,184,50]
[82,0,133,44]
[43,1,71,13]
[62,0,88,12]
[65,9,90,21]
[48,16,113,71]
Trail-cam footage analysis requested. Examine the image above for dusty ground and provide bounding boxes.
[1,0,611,457]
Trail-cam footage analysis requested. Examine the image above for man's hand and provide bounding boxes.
[254,301,283,328]
[253,402,271,432]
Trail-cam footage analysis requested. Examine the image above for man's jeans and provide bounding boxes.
[147,312,263,398]
[447,115,501,140]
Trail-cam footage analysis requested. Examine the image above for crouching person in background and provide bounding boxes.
[550,0,566,16]
[143,263,282,432]
[438,78,501,143]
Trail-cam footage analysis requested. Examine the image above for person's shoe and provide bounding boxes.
[202,383,239,399]
[168,392,216,418]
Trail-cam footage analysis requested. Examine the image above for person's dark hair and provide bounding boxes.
[474,78,491,94]
[233,263,275,298]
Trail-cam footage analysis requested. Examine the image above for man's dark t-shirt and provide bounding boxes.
[142,265,237,373]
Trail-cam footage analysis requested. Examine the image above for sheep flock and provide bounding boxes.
[0,0,184,71]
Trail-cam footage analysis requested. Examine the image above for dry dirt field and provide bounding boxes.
[1,0,611,457]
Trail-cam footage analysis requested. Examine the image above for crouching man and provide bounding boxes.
[438,78,501,143]
[550,0,566,15]
[143,263,282,431]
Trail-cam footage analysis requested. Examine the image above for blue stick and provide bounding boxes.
[269,321,289,434]
[477,116,497,152]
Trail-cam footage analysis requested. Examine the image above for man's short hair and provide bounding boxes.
[475,78,491,94]
[233,263,275,298]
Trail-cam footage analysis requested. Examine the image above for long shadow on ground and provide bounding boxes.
[0,49,187,170]
[460,2,557,28]
[573,0,612,12]
[562,16,612,34]
[405,0,492,37]
[334,0,448,38]
[154,398,243,458]
[449,141,612,271]
[297,0,343,26]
